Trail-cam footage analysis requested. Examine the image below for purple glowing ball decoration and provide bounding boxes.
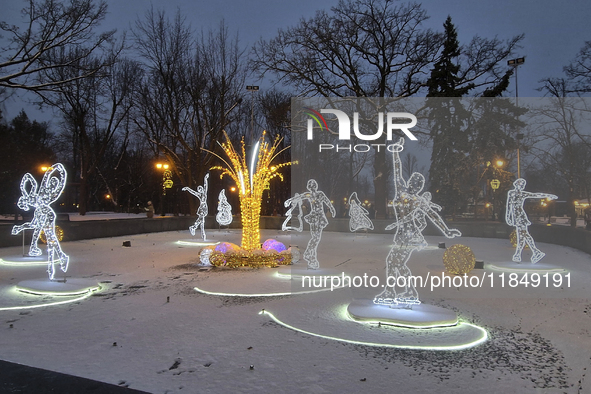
[262,239,287,253]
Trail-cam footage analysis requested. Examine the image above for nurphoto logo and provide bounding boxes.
[304,107,418,152]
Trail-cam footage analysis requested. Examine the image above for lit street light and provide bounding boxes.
[156,162,173,216]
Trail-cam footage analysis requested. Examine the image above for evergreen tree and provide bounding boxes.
[426,17,473,218]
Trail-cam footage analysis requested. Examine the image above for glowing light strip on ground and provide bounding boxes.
[486,264,567,273]
[194,285,343,298]
[16,284,101,296]
[0,287,99,311]
[176,240,220,246]
[0,258,48,266]
[275,270,297,279]
[346,312,459,329]
[259,309,488,351]
[341,305,459,329]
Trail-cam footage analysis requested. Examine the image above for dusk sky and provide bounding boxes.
[2,0,590,120]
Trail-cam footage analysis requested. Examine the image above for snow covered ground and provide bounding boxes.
[0,229,590,393]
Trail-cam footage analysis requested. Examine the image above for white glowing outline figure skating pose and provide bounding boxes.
[506,178,557,264]
[284,179,336,269]
[183,173,209,240]
[348,192,374,232]
[282,192,304,232]
[216,189,233,226]
[12,164,69,280]
[374,138,461,307]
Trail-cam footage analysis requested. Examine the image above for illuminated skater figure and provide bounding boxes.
[284,179,336,269]
[183,173,209,240]
[12,164,69,280]
[282,192,304,232]
[374,138,461,307]
[506,178,557,263]
[348,192,374,232]
[216,189,233,226]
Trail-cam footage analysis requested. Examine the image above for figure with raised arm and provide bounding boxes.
[374,138,461,307]
[506,178,557,263]
[183,173,209,240]
[12,164,69,280]
[284,179,336,269]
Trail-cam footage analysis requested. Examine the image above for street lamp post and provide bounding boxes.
[156,163,172,216]
[246,85,259,144]
[508,57,525,178]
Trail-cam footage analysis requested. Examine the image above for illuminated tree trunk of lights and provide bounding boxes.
[209,131,293,252]
[240,193,263,251]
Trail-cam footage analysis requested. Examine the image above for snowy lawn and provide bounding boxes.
[0,229,589,393]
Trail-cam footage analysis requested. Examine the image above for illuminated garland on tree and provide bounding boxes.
[210,131,294,251]
[11,164,69,280]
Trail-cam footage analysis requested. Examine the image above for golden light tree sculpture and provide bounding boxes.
[210,131,293,251]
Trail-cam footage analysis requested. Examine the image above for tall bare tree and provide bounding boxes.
[527,96,591,226]
[252,0,442,218]
[39,47,143,214]
[132,9,247,213]
[0,0,114,93]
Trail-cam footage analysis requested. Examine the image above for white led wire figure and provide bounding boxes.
[11,164,69,280]
[348,192,374,232]
[183,173,209,240]
[282,193,304,232]
[216,189,233,226]
[374,138,461,307]
[506,178,557,263]
[283,180,336,269]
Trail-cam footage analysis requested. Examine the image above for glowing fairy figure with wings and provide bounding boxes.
[12,164,69,280]
[374,138,461,307]
[283,179,336,269]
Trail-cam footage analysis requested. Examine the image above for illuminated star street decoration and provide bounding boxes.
[11,164,70,280]
[374,138,461,307]
[183,173,209,240]
[284,179,336,270]
[210,131,293,251]
[216,189,233,226]
[348,192,374,232]
[506,178,557,263]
